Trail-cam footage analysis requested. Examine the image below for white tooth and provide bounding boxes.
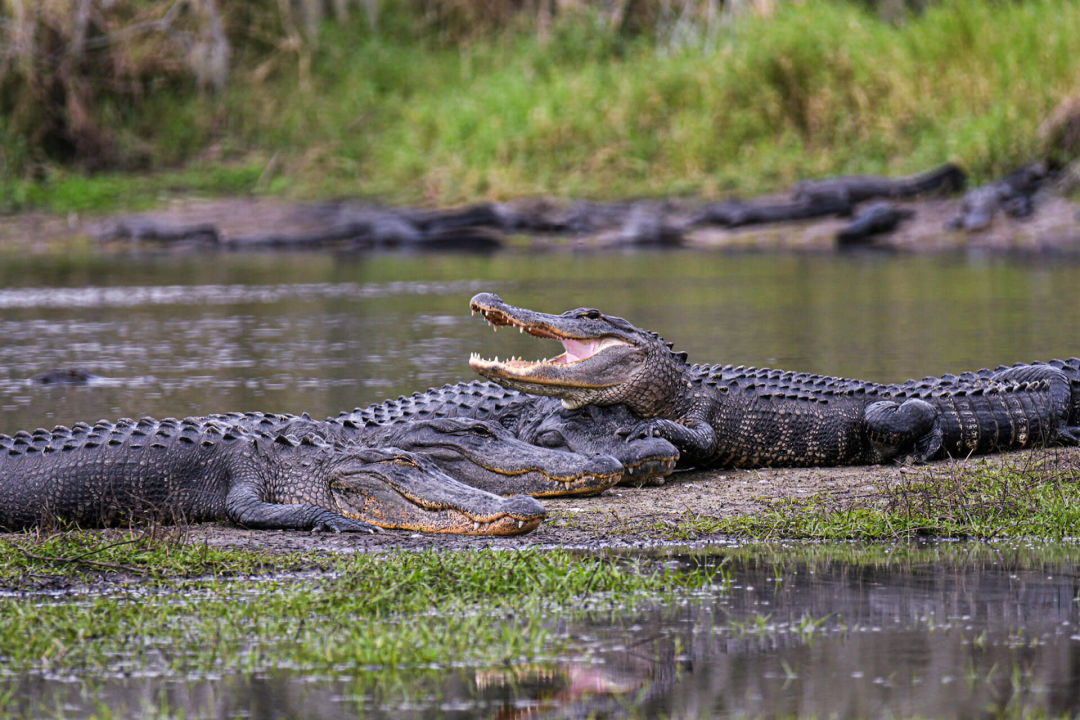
[471,309,475,316]
[519,327,523,333]
[517,520,524,529]
[473,522,480,530]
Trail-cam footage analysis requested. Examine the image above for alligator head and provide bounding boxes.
[327,444,547,535]
[368,417,624,497]
[468,292,689,417]
[504,399,680,485]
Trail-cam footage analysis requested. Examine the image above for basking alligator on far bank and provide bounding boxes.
[468,292,1080,468]
[201,412,628,497]
[0,417,545,534]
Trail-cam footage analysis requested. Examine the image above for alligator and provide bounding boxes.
[946,162,1047,231]
[0,417,545,534]
[199,412,626,497]
[793,162,967,205]
[467,292,1080,468]
[835,201,915,245]
[347,383,681,486]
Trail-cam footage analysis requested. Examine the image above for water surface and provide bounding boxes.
[4,542,1080,719]
[3,251,1079,432]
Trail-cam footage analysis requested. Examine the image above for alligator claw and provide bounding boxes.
[313,517,381,533]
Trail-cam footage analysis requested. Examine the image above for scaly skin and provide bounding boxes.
[348,384,680,486]
[0,417,545,535]
[201,412,625,497]
[467,292,1080,468]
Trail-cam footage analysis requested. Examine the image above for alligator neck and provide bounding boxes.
[612,350,694,419]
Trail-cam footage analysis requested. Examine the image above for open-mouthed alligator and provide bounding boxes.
[468,292,1080,468]
[0,417,545,535]
[202,413,627,497]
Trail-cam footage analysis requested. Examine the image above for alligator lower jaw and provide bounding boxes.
[481,468,622,498]
[356,509,545,535]
[621,456,679,482]
[468,354,615,390]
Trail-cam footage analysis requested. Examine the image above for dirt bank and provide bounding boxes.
[162,453,1012,554]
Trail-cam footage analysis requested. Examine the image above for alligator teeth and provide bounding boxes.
[516,520,524,529]
[473,521,480,530]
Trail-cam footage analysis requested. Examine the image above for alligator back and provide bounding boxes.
[692,363,1073,465]
[0,418,245,530]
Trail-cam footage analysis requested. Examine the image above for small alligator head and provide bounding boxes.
[468,292,690,417]
[327,445,547,535]
[370,417,624,497]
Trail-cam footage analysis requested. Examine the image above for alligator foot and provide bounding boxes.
[865,399,943,463]
[618,418,717,465]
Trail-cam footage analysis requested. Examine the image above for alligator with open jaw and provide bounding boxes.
[0,417,545,535]
[204,413,625,497]
[468,292,1080,468]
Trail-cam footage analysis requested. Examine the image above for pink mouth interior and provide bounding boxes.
[556,338,599,364]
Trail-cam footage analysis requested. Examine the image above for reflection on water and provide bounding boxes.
[4,542,1080,719]
[3,251,1080,432]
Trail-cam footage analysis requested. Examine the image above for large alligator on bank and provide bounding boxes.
[468,292,1080,468]
[0,417,545,534]
[199,411,630,497]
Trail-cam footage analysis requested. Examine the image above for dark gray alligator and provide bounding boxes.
[946,162,1046,231]
[200,412,626,497]
[345,383,681,486]
[794,162,967,205]
[0,417,545,534]
[467,292,1080,468]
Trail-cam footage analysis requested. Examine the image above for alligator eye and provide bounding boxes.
[580,309,602,319]
[535,430,567,448]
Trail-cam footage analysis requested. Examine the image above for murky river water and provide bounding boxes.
[3,249,1080,718]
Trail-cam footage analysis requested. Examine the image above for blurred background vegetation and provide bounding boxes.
[1,0,1079,213]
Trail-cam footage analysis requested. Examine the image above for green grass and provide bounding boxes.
[5,0,1080,213]
[0,533,722,674]
[663,451,1080,541]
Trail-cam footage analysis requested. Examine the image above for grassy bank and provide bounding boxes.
[665,451,1080,541]
[0,533,721,675]
[3,0,1080,214]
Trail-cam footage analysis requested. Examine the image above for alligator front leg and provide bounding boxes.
[225,484,379,532]
[619,418,718,466]
[864,399,943,463]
